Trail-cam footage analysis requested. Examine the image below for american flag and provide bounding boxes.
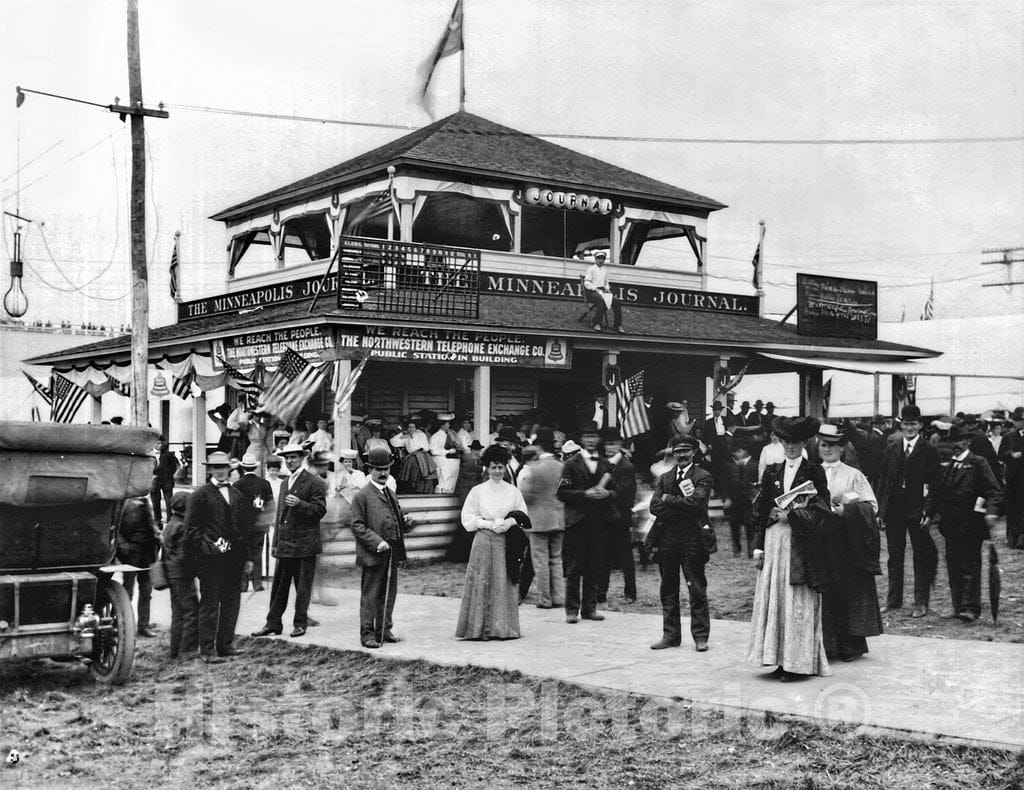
[23,370,53,405]
[613,370,651,440]
[50,373,88,424]
[106,373,131,397]
[751,222,765,290]
[218,355,263,396]
[332,355,370,420]
[415,0,464,118]
[257,348,326,427]
[347,170,400,233]
[920,277,934,321]
[169,232,181,302]
[172,371,194,400]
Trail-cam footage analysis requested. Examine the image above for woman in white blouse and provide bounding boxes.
[456,445,528,640]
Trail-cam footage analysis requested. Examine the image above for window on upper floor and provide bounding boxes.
[520,204,610,259]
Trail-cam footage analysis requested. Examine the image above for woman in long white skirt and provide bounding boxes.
[748,416,833,680]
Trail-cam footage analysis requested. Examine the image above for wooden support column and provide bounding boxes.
[91,395,102,424]
[333,358,352,455]
[160,399,170,440]
[799,368,825,419]
[604,351,619,426]
[873,373,881,417]
[512,208,522,254]
[474,365,491,444]
[400,202,414,243]
[609,217,620,265]
[192,390,207,486]
[949,376,957,416]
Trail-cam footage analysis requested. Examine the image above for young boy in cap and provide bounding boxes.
[723,440,759,558]
[350,446,414,648]
[647,434,714,651]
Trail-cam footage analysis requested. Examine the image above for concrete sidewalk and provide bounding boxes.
[150,588,1023,751]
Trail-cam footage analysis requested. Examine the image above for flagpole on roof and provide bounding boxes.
[459,0,466,111]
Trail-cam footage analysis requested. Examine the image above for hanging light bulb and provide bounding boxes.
[3,225,28,318]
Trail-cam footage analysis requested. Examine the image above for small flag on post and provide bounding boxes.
[50,373,88,424]
[613,370,651,440]
[172,371,194,400]
[106,373,131,397]
[346,168,400,233]
[415,0,464,118]
[23,370,53,405]
[921,277,934,321]
[751,221,765,291]
[257,348,327,427]
[217,355,263,397]
[169,231,181,302]
[333,355,371,420]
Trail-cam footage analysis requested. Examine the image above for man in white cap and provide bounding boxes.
[430,413,461,493]
[184,451,251,663]
[234,453,274,592]
[251,444,327,638]
[582,251,625,333]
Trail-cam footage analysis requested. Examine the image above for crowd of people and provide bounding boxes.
[116,396,1021,682]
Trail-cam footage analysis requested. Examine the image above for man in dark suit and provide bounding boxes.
[234,452,274,592]
[722,440,759,557]
[876,404,941,618]
[647,434,714,651]
[699,400,735,493]
[597,427,637,605]
[184,451,251,663]
[350,446,413,648]
[557,421,617,623]
[999,407,1024,549]
[150,437,179,527]
[251,444,327,639]
[925,425,1002,622]
[850,416,887,491]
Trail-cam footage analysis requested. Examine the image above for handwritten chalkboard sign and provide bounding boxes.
[796,274,877,339]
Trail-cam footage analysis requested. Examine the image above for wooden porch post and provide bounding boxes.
[192,390,207,485]
[333,358,352,456]
[91,394,102,424]
[474,365,491,445]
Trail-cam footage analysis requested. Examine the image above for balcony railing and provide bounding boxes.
[336,236,480,318]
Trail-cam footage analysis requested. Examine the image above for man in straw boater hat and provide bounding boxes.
[350,446,415,648]
[184,451,251,663]
[251,443,327,639]
[876,404,942,618]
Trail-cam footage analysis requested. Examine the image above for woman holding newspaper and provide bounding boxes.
[747,416,834,681]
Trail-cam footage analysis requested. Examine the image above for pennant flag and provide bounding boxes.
[50,373,88,424]
[172,372,194,400]
[613,370,651,440]
[921,277,934,321]
[106,373,131,397]
[257,348,327,427]
[415,0,464,118]
[751,222,765,290]
[333,355,371,420]
[169,231,181,302]
[23,370,53,405]
[217,355,263,397]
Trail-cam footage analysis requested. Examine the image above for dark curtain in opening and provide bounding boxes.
[344,196,391,239]
[284,214,331,261]
[412,193,511,250]
[521,204,609,259]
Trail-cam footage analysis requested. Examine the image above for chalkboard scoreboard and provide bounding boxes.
[796,274,878,340]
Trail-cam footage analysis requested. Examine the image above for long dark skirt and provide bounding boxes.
[821,515,883,658]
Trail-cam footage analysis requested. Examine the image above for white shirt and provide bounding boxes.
[782,458,802,492]
[584,263,610,292]
[904,436,919,455]
[429,429,449,457]
[215,481,232,505]
[307,429,333,453]
[583,451,600,475]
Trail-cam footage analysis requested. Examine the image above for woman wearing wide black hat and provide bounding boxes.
[747,415,834,680]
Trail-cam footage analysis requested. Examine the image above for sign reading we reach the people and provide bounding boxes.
[212,326,334,369]
[335,326,572,368]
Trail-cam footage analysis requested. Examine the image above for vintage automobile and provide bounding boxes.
[0,421,159,685]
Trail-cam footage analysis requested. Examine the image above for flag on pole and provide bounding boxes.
[50,373,88,424]
[751,222,765,290]
[106,373,131,397]
[415,0,464,118]
[613,370,651,440]
[217,355,263,397]
[172,371,194,400]
[23,370,53,405]
[333,355,371,420]
[346,170,400,233]
[257,348,327,427]
[921,277,935,320]
[169,231,181,302]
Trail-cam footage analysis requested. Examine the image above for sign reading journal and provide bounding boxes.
[796,274,878,340]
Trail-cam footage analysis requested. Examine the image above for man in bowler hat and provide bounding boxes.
[876,404,941,617]
[350,446,414,648]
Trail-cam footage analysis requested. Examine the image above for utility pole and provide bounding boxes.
[981,246,1024,289]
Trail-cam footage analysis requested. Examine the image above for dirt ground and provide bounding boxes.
[2,638,1022,789]
[319,517,1024,644]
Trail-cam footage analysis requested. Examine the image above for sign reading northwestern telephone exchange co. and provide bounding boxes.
[796,274,878,340]
[335,326,572,368]
[176,270,757,321]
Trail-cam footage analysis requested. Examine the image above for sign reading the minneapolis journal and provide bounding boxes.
[796,274,878,340]
[335,326,572,368]
[481,274,758,315]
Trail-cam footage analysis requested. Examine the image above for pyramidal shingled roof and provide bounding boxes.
[211,111,726,222]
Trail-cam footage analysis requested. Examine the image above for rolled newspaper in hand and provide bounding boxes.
[774,480,817,510]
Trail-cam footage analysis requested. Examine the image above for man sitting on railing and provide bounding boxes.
[583,251,625,334]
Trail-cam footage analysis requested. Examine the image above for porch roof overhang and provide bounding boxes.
[757,351,1020,381]
[26,296,936,371]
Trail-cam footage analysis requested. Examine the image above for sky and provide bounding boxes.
[1,0,1022,334]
